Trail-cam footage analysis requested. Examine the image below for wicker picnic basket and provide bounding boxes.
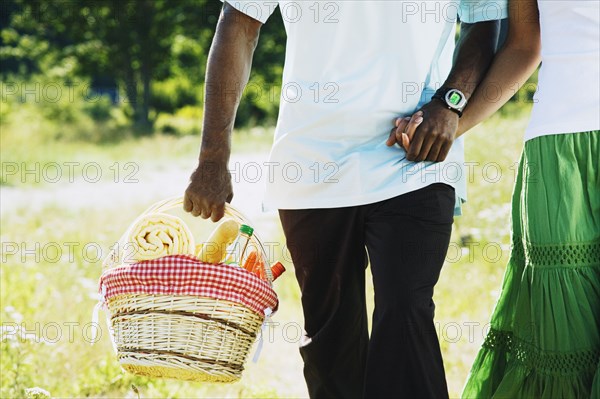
[98,197,278,383]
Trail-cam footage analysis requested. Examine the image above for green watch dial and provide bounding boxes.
[449,92,463,106]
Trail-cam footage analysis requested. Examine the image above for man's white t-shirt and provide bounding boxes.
[525,0,600,140]
[224,0,508,213]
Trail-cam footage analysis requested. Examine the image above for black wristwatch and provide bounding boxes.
[432,88,467,117]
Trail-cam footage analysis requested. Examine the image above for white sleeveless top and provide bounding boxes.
[525,0,600,140]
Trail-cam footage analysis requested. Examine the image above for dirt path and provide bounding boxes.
[1,153,276,221]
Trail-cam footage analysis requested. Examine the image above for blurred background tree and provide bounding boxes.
[1,0,286,137]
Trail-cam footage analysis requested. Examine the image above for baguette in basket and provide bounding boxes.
[196,219,239,263]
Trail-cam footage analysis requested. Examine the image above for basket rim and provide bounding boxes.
[100,255,279,316]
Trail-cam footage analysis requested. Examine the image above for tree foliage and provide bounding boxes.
[1,0,286,132]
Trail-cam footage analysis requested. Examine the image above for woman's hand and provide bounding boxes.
[386,111,424,152]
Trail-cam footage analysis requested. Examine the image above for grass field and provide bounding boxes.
[1,105,528,398]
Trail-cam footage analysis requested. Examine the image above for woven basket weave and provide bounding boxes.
[100,197,277,383]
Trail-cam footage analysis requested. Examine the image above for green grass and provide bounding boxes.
[0,102,274,187]
[1,106,529,398]
[437,107,527,395]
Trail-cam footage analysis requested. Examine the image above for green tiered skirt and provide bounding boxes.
[462,131,600,399]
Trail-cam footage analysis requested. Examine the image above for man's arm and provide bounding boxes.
[184,3,262,221]
[388,21,501,162]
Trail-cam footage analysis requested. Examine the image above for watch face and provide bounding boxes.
[449,92,463,106]
[445,89,467,110]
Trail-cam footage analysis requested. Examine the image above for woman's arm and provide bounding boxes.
[456,0,541,136]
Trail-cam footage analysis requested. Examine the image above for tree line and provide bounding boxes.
[1,0,286,133]
[1,2,531,136]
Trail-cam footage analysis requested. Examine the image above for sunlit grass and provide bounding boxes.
[437,107,527,396]
[0,105,274,187]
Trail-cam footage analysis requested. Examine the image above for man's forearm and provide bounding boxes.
[440,21,501,100]
[401,21,501,162]
[183,4,262,221]
[199,4,261,165]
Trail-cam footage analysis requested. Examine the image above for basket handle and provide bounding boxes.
[103,196,274,285]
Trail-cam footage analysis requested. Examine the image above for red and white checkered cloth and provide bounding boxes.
[99,255,278,315]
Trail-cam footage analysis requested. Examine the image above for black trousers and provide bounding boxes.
[279,183,455,399]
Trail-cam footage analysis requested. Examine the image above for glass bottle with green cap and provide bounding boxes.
[225,224,254,267]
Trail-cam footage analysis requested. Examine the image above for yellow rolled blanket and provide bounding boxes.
[124,213,195,262]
